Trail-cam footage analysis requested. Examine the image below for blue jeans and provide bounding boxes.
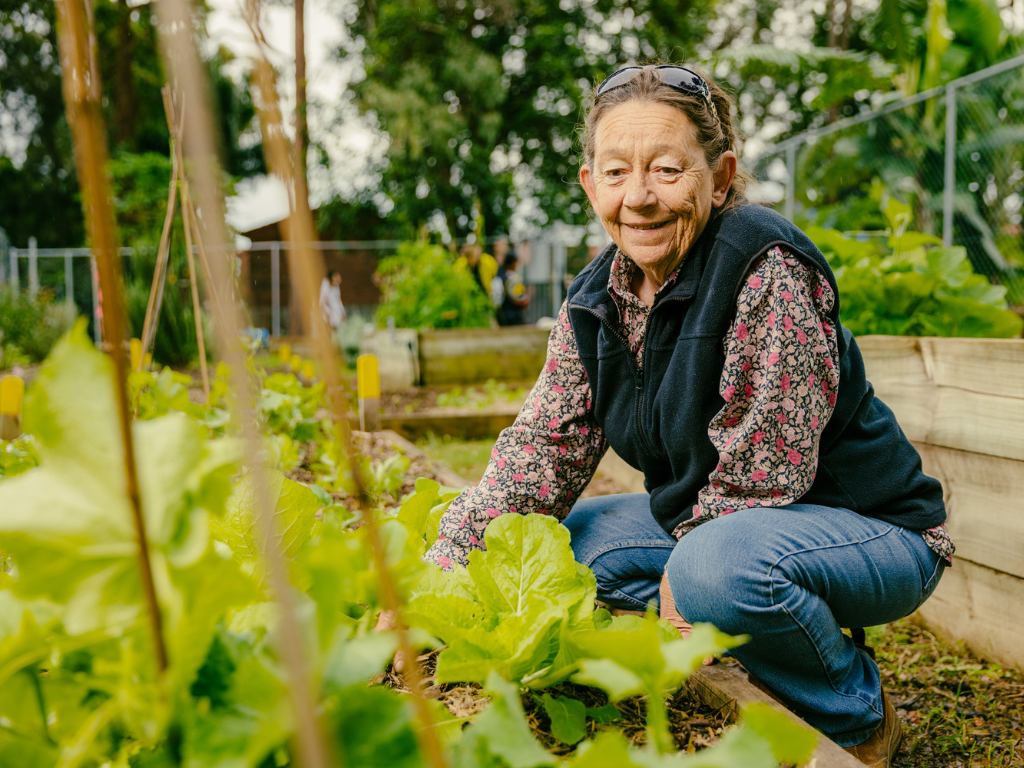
[563,493,945,746]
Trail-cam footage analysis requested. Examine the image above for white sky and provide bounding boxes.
[208,0,385,232]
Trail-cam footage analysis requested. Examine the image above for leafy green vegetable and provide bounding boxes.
[405,513,597,686]
[539,692,587,745]
[453,671,556,768]
[808,200,1023,338]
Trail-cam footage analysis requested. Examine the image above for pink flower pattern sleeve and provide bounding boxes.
[675,246,955,562]
[689,247,842,522]
[424,303,607,569]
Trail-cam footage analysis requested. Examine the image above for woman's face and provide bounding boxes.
[580,100,735,277]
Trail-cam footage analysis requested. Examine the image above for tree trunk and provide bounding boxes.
[294,0,310,217]
[826,0,838,49]
[840,0,853,50]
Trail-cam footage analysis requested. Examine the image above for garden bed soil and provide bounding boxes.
[383,651,731,755]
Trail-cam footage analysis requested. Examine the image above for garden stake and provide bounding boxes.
[153,1,336,766]
[0,375,25,440]
[54,0,168,674]
[139,87,182,367]
[241,13,449,767]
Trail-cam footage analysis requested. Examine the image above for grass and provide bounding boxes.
[871,619,1024,767]
[415,433,494,483]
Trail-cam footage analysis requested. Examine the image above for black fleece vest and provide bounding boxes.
[566,204,946,536]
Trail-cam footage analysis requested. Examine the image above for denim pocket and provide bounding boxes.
[920,556,946,603]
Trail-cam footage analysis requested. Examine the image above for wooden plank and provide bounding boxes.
[915,557,1024,670]
[687,663,865,768]
[914,443,1024,580]
[860,337,1024,462]
[419,327,549,385]
[858,336,1024,400]
[377,404,522,441]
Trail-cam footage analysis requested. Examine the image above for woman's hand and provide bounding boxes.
[659,573,717,666]
[373,609,410,673]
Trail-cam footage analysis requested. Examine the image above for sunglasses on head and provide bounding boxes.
[596,65,712,105]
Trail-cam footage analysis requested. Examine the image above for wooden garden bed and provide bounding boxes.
[858,336,1024,670]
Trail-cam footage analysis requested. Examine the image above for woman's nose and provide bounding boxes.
[623,172,656,209]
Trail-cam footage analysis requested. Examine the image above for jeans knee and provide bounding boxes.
[665,528,773,633]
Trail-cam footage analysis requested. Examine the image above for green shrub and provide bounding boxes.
[0,286,77,366]
[375,241,495,329]
[810,198,1024,338]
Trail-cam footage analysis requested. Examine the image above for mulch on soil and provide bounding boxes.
[877,619,1024,767]
[383,651,730,755]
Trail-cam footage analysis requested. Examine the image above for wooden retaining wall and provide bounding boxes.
[419,327,550,385]
[858,336,1024,671]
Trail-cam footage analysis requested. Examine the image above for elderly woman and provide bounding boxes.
[424,65,952,767]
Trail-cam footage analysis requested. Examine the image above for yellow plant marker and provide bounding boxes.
[357,355,381,399]
[0,375,25,440]
[301,360,316,380]
[130,338,143,371]
[290,354,302,372]
[357,355,381,431]
[278,343,291,364]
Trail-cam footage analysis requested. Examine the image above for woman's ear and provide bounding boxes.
[711,151,737,208]
[580,163,598,208]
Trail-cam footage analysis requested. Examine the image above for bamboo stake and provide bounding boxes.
[178,178,211,402]
[54,0,168,672]
[139,93,179,367]
[242,7,449,767]
[153,2,334,766]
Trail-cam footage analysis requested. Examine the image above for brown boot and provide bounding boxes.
[843,691,903,767]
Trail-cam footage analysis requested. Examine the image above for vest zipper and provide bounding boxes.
[569,304,659,460]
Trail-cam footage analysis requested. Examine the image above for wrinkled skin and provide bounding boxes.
[580,100,737,307]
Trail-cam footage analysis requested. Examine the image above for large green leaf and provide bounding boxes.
[0,327,240,635]
[213,469,322,571]
[469,513,596,627]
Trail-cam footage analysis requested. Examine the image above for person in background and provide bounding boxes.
[319,270,346,340]
[494,250,531,326]
[456,242,498,298]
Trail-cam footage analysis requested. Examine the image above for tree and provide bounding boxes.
[0,0,263,250]
[342,0,719,240]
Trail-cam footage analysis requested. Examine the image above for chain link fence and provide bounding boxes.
[750,53,1024,307]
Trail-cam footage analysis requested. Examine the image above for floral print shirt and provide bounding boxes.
[425,246,955,569]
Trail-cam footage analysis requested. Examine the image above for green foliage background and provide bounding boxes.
[375,241,496,329]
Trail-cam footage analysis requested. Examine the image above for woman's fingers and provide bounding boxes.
[373,609,407,672]
[374,609,396,633]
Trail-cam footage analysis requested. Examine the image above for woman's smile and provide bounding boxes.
[580,100,734,298]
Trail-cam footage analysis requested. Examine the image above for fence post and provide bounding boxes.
[943,84,957,247]
[10,248,19,293]
[28,237,38,298]
[271,242,281,337]
[65,249,75,307]
[785,144,797,221]
[91,255,101,345]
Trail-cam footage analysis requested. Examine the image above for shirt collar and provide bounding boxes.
[607,247,687,309]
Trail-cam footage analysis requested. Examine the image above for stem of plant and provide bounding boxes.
[647,689,672,754]
[54,0,168,675]
[241,11,448,767]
